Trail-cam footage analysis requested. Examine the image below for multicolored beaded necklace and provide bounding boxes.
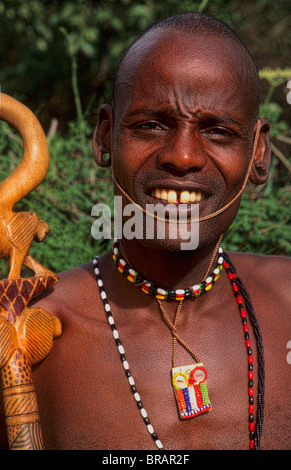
[93,239,265,450]
[112,238,223,301]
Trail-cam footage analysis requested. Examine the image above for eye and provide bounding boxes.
[208,127,234,137]
[132,120,169,138]
[201,125,236,143]
[136,121,164,131]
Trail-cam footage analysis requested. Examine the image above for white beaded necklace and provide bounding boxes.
[93,256,164,450]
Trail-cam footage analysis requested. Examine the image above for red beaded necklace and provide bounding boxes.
[93,242,265,450]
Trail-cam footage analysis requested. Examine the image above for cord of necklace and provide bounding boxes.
[156,234,223,367]
[157,299,201,366]
[201,234,223,283]
[119,235,223,366]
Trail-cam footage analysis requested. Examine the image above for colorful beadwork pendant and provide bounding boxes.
[172,363,211,419]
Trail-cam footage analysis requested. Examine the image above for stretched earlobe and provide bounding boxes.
[93,141,111,167]
[249,119,271,185]
[92,104,113,168]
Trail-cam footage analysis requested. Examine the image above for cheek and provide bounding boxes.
[205,141,251,191]
[112,133,155,190]
[112,134,133,188]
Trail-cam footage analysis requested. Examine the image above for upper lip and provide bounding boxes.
[145,179,213,197]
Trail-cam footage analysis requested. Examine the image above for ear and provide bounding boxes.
[249,119,271,185]
[92,104,114,167]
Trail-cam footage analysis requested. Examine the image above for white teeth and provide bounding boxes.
[152,189,202,203]
[180,191,190,204]
[154,189,161,199]
[161,189,168,201]
[190,192,196,202]
[167,190,177,203]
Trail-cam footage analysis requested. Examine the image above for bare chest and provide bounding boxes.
[25,270,291,451]
[31,302,263,450]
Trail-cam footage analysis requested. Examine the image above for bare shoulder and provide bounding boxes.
[224,251,290,332]
[228,250,291,269]
[227,251,291,293]
[32,260,100,319]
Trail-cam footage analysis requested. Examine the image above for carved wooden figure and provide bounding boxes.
[0,93,62,449]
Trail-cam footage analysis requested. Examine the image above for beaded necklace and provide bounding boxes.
[93,241,265,450]
[112,238,223,301]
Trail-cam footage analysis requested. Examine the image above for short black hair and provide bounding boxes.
[113,11,261,115]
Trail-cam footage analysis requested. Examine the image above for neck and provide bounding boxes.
[119,236,222,289]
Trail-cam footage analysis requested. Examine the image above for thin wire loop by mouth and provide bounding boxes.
[111,120,261,224]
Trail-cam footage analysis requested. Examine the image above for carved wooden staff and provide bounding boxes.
[0,93,61,450]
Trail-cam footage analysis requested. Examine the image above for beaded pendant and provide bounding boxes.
[172,363,211,419]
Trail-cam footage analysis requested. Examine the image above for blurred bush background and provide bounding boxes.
[0,0,290,277]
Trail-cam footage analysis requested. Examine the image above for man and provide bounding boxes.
[0,12,290,450]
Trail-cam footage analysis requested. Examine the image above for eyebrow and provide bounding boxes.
[123,107,246,130]
[200,114,244,128]
[124,107,172,119]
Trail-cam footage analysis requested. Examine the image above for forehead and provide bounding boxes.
[114,29,257,121]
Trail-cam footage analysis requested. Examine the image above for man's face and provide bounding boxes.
[110,29,258,249]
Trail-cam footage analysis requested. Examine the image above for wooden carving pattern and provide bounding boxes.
[3,212,50,279]
[2,352,43,450]
[0,93,52,280]
[0,93,62,450]
[8,421,43,450]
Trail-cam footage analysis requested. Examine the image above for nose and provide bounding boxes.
[157,127,206,173]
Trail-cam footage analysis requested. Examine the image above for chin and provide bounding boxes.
[130,207,237,253]
[129,224,199,253]
[135,237,186,252]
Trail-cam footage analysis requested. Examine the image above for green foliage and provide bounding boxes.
[1,0,290,125]
[223,188,291,255]
[0,120,113,278]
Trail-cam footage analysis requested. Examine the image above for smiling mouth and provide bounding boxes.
[150,188,204,204]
